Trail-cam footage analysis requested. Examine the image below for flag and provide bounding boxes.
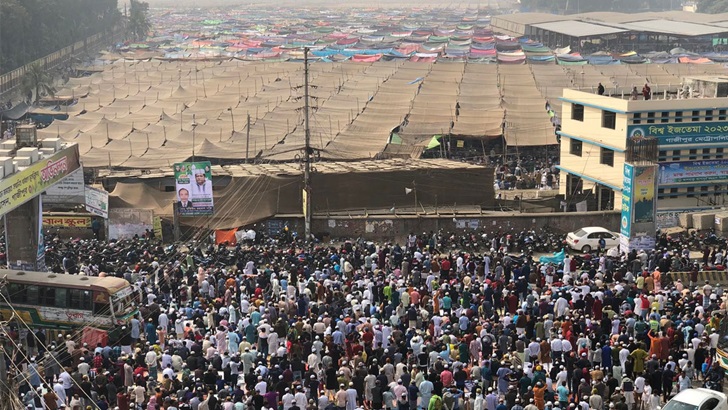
[426,135,441,149]
[389,133,403,145]
[408,77,424,85]
[405,187,413,195]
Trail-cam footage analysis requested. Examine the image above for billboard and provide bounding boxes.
[621,163,658,252]
[620,163,633,237]
[628,123,728,145]
[174,161,213,216]
[633,166,656,223]
[658,159,728,185]
[108,209,153,240]
[0,145,80,216]
[44,167,85,204]
[43,216,92,228]
[84,186,109,219]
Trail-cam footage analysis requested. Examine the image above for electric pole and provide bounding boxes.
[303,47,312,243]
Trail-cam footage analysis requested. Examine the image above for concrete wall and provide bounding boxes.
[262,210,621,242]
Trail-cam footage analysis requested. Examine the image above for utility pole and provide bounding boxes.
[246,114,250,162]
[303,47,312,243]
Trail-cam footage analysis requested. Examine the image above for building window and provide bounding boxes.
[720,109,727,121]
[675,111,683,123]
[672,150,680,161]
[634,113,641,124]
[687,186,695,198]
[701,185,710,197]
[602,110,616,129]
[706,110,714,121]
[647,112,655,124]
[689,149,697,160]
[661,111,670,123]
[718,147,724,159]
[600,147,614,167]
[571,104,584,121]
[703,148,711,159]
[570,139,583,157]
[692,110,700,121]
[658,150,667,161]
[658,188,665,195]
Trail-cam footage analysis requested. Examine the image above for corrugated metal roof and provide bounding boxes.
[531,20,628,38]
[619,19,728,37]
[490,12,570,25]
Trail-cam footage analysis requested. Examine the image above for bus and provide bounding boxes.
[0,270,138,330]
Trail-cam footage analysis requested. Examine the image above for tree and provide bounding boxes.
[0,0,121,73]
[699,0,728,13]
[128,0,151,41]
[21,63,56,104]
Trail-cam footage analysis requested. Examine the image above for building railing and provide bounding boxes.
[0,28,124,98]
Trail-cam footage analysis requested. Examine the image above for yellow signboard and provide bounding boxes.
[43,216,91,228]
[302,189,308,218]
[0,145,80,216]
[153,216,163,240]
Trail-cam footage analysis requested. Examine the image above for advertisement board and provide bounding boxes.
[42,216,92,228]
[84,186,109,219]
[620,163,633,237]
[108,209,153,240]
[628,123,728,145]
[633,166,656,224]
[174,161,213,216]
[658,159,728,184]
[43,167,85,204]
[36,196,45,271]
[0,145,80,216]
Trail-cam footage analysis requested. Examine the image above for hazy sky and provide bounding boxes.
[128,0,508,8]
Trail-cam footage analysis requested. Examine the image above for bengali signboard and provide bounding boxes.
[628,123,728,145]
[0,145,80,216]
[43,167,85,204]
[174,161,213,216]
[42,216,92,228]
[658,159,728,185]
[84,186,109,219]
[620,163,633,238]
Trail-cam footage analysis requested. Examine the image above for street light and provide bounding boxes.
[191,114,197,162]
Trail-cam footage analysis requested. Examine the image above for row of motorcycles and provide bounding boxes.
[438,228,565,253]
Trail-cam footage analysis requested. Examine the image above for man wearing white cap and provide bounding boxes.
[191,167,212,200]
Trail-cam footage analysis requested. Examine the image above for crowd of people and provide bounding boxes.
[3,229,727,410]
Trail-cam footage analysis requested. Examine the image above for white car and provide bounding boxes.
[565,226,619,253]
[662,388,727,410]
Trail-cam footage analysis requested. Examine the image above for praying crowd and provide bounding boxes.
[3,231,727,410]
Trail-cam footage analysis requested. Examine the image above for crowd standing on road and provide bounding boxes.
[3,229,728,410]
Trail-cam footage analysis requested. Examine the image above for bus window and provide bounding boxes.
[70,289,92,310]
[7,283,24,303]
[26,285,39,305]
[54,288,67,308]
[41,287,56,307]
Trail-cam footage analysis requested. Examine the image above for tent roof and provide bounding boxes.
[531,20,628,38]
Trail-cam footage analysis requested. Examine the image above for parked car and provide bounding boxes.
[662,388,727,410]
[565,226,619,253]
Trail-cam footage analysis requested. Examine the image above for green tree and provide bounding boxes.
[0,0,120,73]
[699,0,728,13]
[128,0,151,41]
[21,63,56,104]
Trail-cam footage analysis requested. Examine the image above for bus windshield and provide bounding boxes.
[111,287,137,323]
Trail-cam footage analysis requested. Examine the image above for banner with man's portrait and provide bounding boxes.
[174,161,214,216]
